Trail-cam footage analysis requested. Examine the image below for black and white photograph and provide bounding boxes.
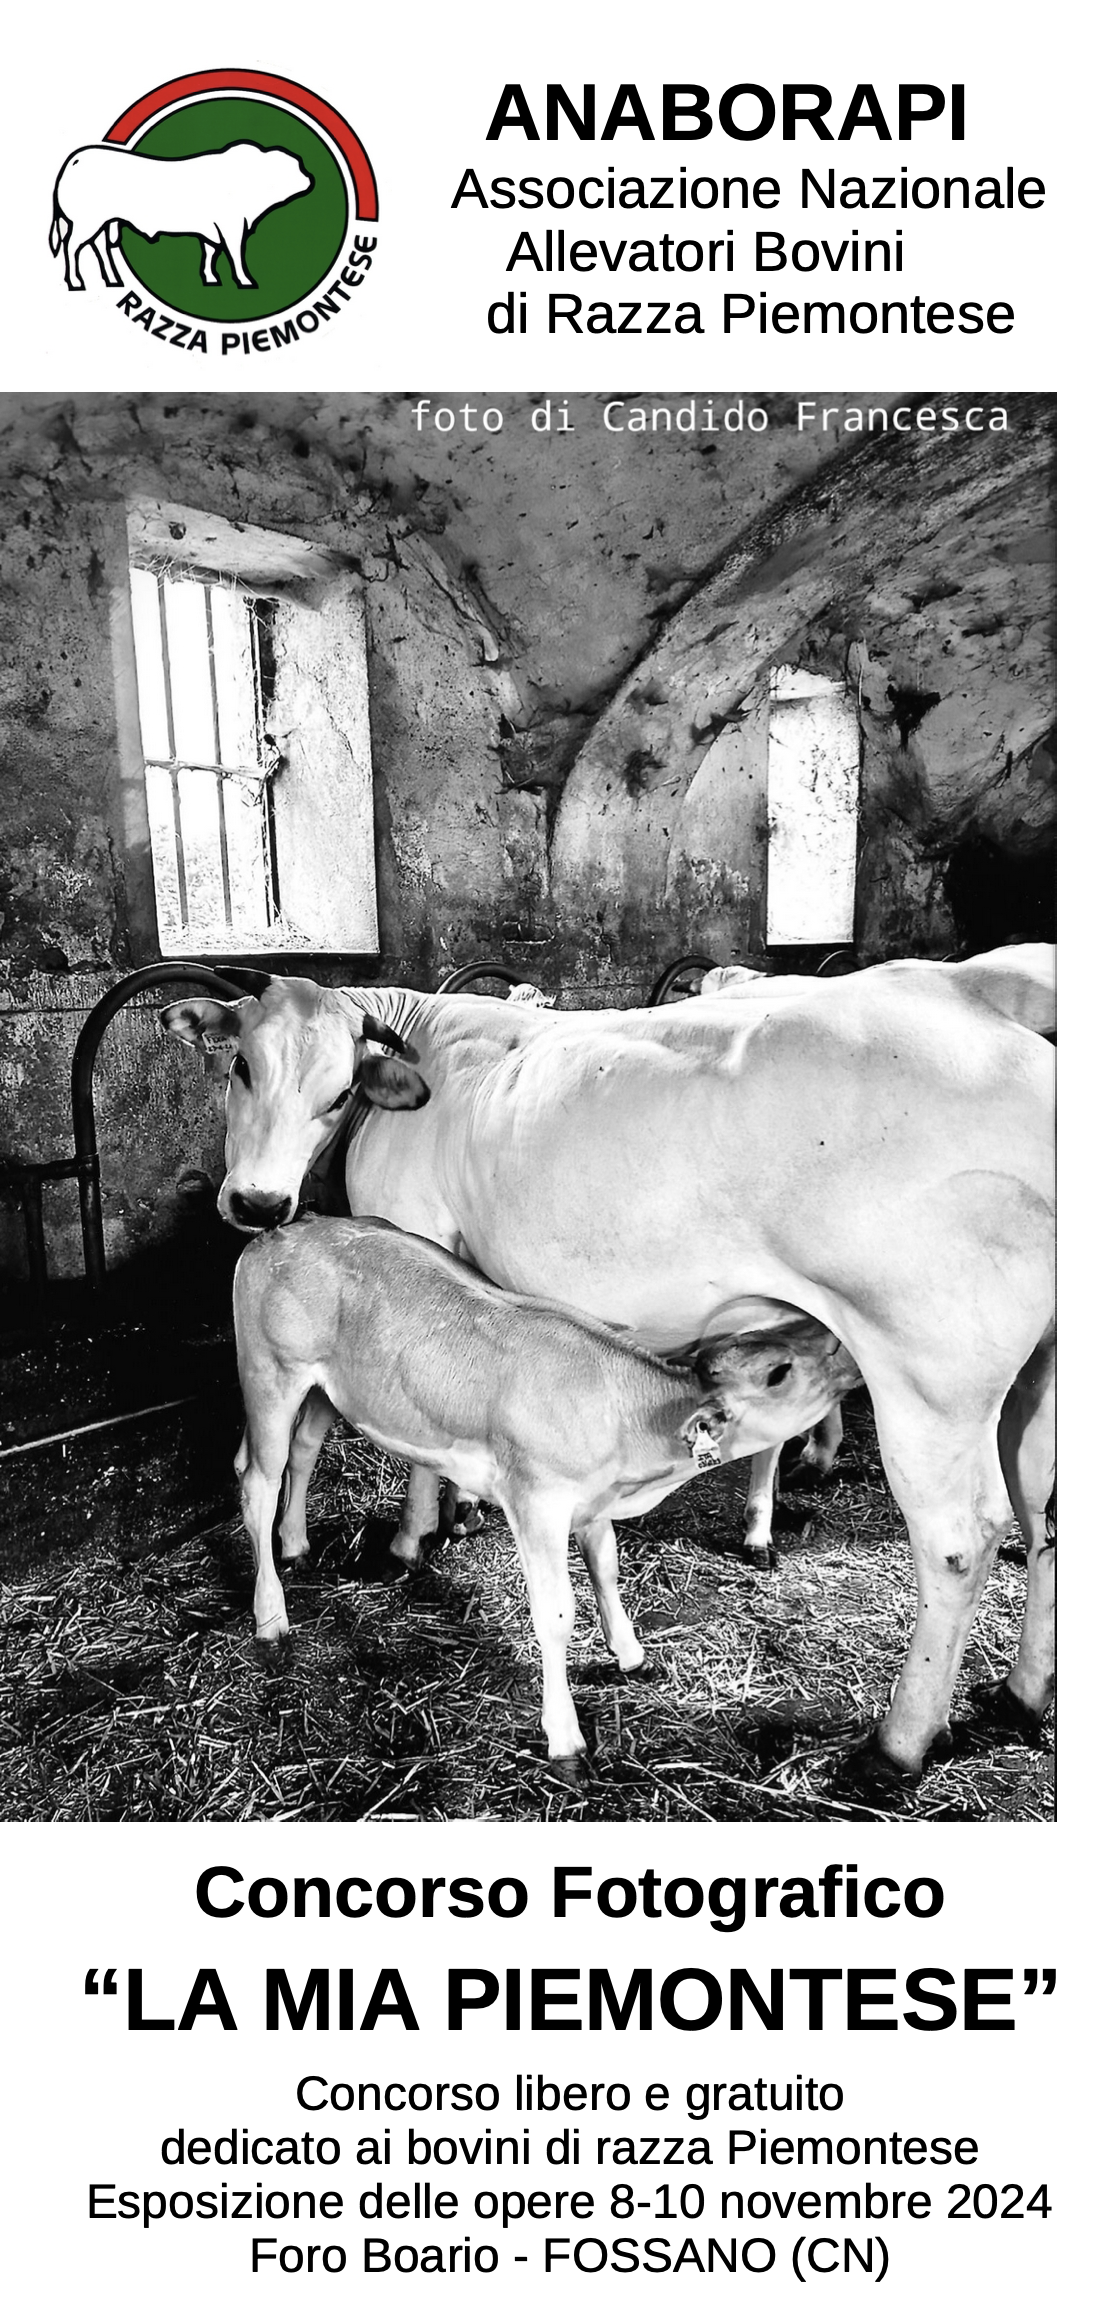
[0,388,1056,1825]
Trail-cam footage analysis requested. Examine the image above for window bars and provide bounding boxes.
[129,567,280,951]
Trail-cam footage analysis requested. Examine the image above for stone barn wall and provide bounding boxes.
[0,391,1055,1287]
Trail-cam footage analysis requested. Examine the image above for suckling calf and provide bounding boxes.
[233,1216,859,1761]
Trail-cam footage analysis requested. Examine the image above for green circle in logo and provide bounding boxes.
[119,97,347,321]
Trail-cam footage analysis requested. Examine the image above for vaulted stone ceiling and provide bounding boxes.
[1,389,1054,975]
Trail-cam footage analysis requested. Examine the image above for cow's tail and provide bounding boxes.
[49,175,71,260]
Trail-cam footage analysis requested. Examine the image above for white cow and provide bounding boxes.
[700,945,1056,1037]
[696,944,1057,1560]
[164,955,1054,1779]
[49,142,312,292]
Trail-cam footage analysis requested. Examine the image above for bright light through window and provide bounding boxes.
[129,565,280,955]
[766,666,860,946]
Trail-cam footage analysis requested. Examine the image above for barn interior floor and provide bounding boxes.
[0,1306,241,1580]
[0,1373,1054,1826]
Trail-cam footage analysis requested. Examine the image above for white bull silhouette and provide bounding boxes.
[49,141,313,292]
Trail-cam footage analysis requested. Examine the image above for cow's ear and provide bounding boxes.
[361,1013,419,1062]
[358,1054,431,1112]
[160,996,246,1052]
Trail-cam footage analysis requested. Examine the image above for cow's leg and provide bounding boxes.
[742,1443,782,1566]
[741,1411,843,1567]
[870,1395,1013,1775]
[996,1333,1056,1726]
[57,221,83,290]
[103,220,124,287]
[198,237,222,285]
[91,223,123,288]
[787,1399,845,1484]
[388,1462,442,1571]
[225,221,257,289]
[69,231,97,292]
[575,1517,644,1672]
[504,1488,584,1761]
[235,1391,302,1642]
[278,1388,336,1565]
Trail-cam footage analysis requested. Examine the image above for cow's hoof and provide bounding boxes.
[546,1752,589,1792]
[371,1553,417,1587]
[970,1678,1051,1749]
[839,1742,923,1804]
[783,1460,831,1492]
[451,1506,486,1540]
[380,1525,426,1579]
[254,1630,292,1665]
[742,1544,776,1572]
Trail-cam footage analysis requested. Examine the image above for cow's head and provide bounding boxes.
[244,145,315,227]
[161,973,429,1232]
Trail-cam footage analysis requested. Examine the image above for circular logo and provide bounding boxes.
[52,69,379,347]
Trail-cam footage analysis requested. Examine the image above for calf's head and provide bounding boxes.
[161,973,429,1232]
[692,1321,861,1450]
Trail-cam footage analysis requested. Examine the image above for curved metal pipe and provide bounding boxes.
[647,954,717,1007]
[436,959,522,995]
[71,961,246,1292]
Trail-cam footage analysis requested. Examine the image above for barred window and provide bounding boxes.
[121,499,379,960]
[129,567,281,953]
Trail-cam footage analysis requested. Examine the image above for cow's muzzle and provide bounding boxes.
[227,1188,295,1232]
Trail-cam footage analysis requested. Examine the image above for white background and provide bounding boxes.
[1,3,1108,2314]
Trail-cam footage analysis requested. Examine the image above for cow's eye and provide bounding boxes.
[326,1087,351,1112]
[232,1054,251,1089]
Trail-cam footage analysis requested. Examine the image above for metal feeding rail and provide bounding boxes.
[647,949,858,1005]
[1,961,246,1307]
[436,960,523,994]
[647,954,717,1005]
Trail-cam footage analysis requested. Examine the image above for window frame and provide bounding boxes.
[111,496,381,970]
[764,664,862,951]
